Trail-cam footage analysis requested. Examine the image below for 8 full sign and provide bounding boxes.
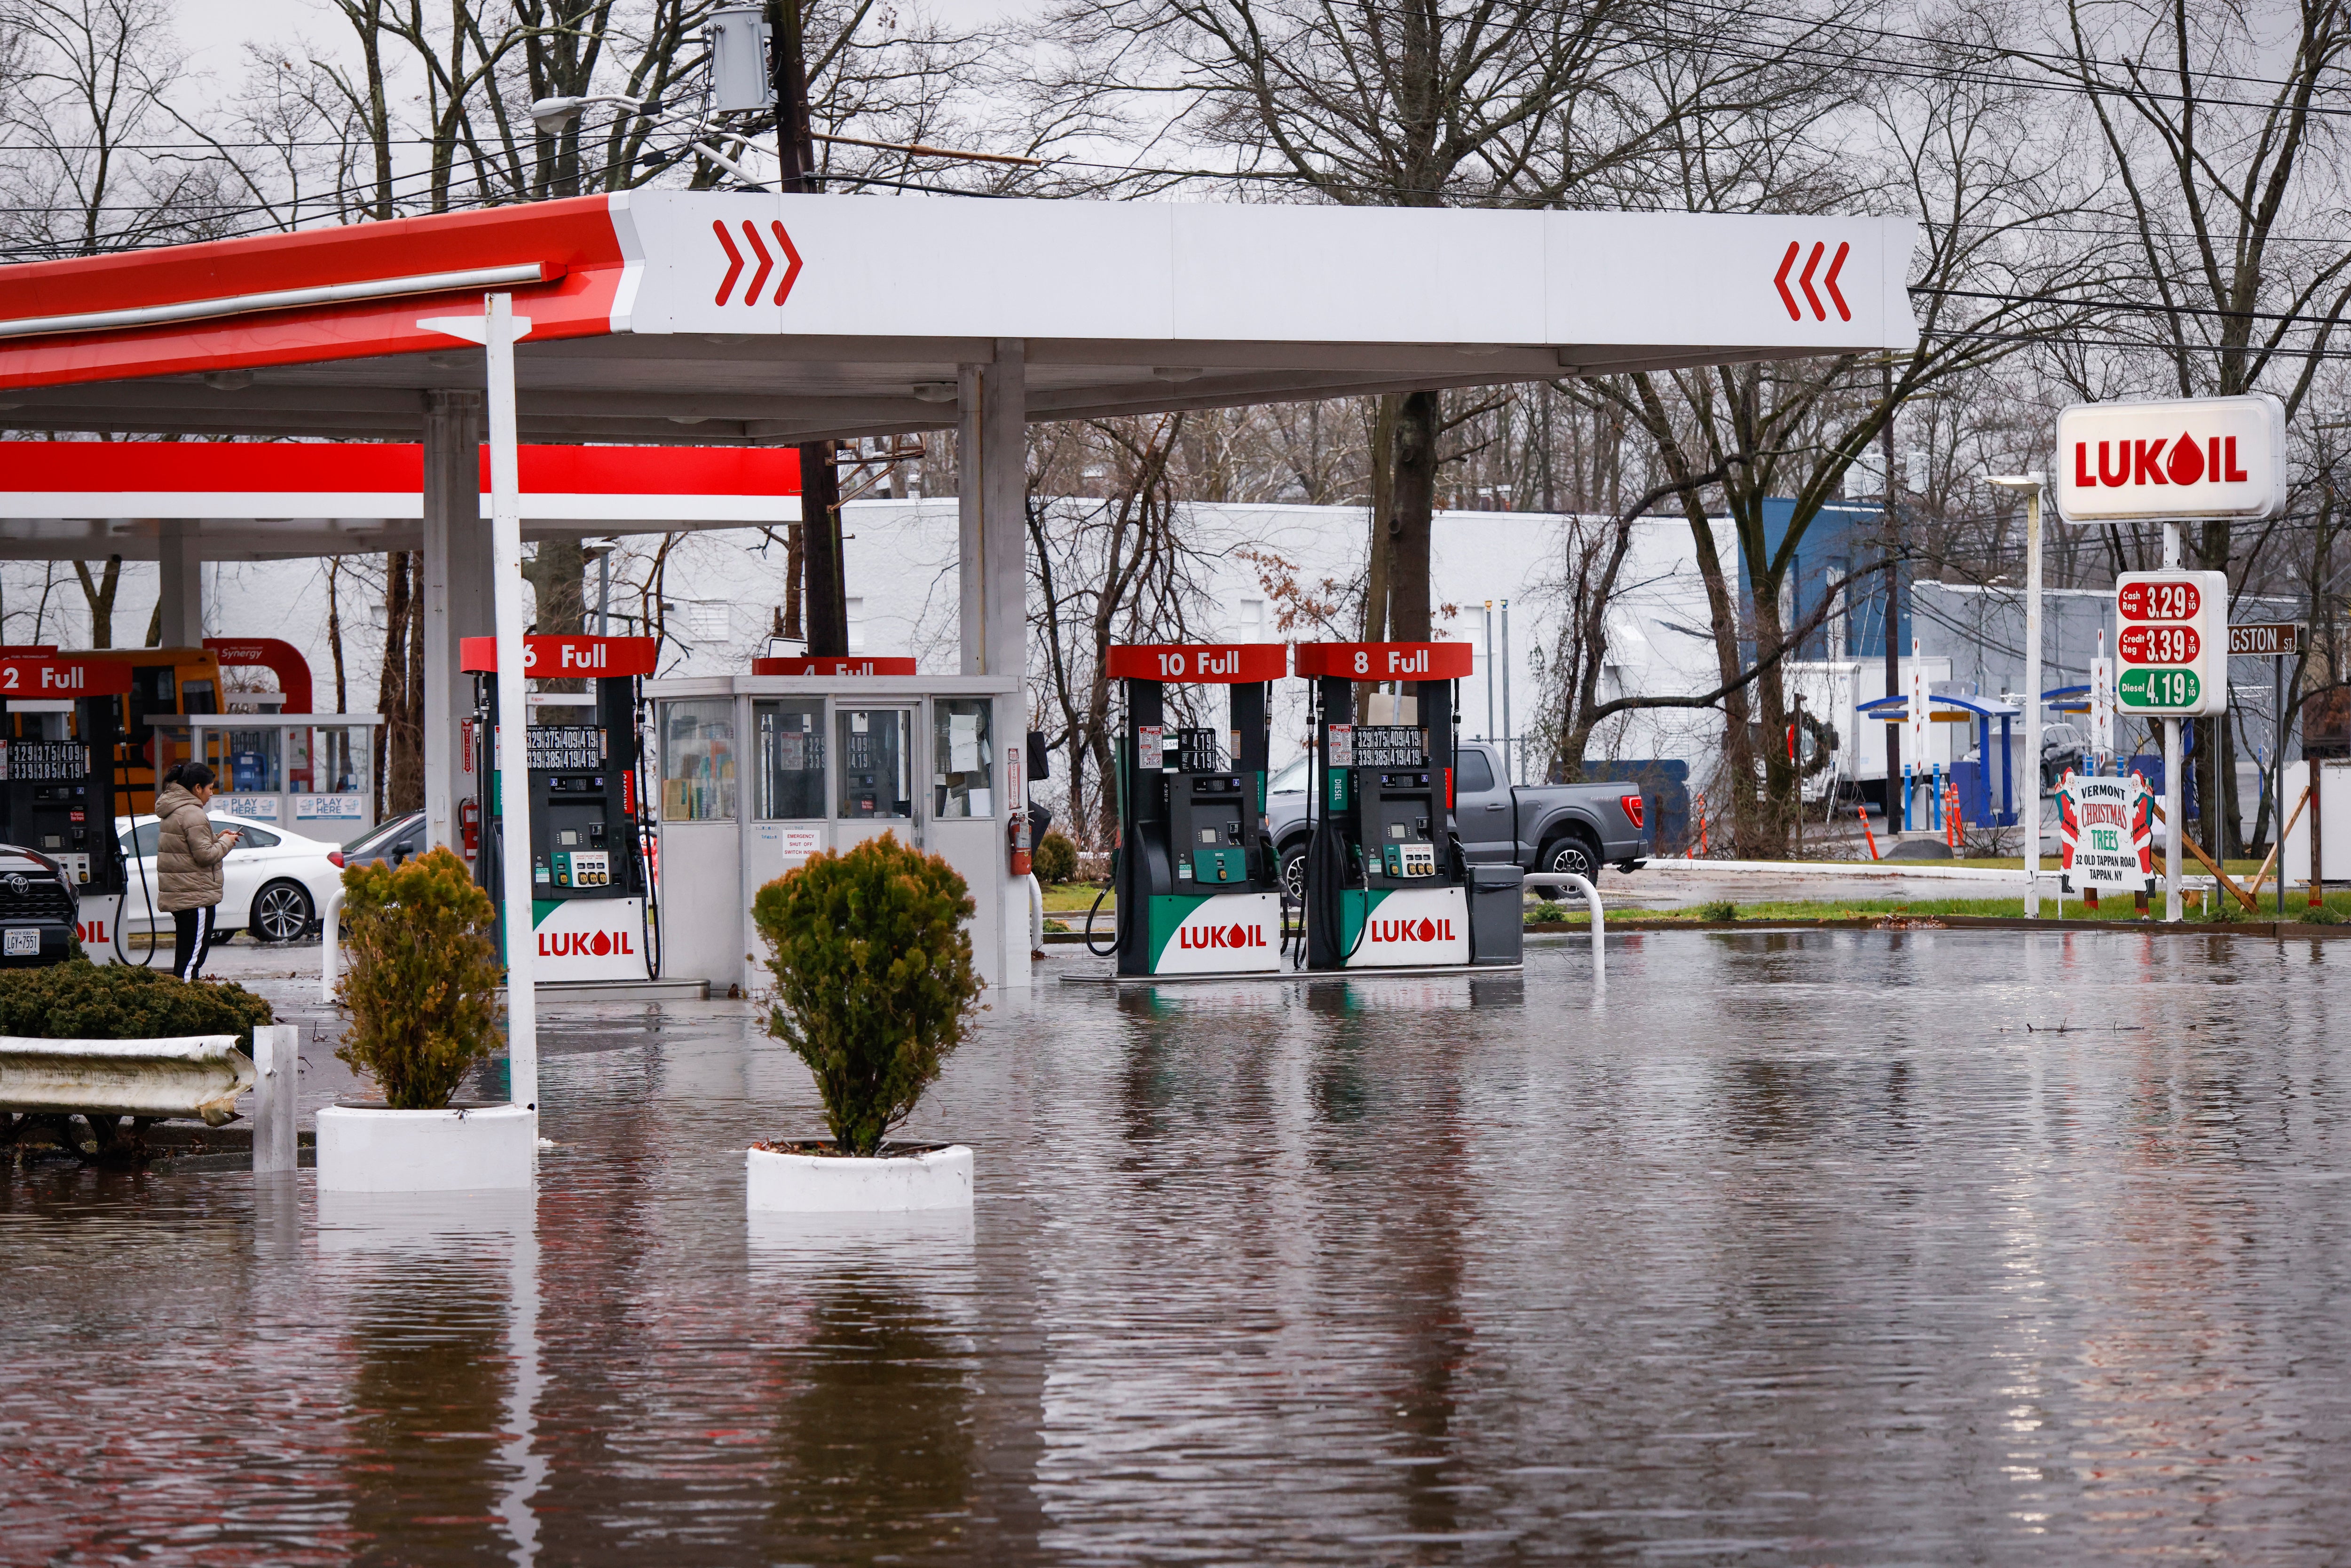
[2112,569,2229,717]
[2054,394,2286,522]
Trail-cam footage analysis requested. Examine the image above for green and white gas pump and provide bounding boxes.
[1294,640,1477,969]
[1100,643,1288,976]
[465,634,662,984]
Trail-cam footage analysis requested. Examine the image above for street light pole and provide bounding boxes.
[1988,472,2046,916]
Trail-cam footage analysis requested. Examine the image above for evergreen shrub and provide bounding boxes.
[1033,829,1079,886]
[753,832,983,1156]
[0,959,272,1050]
[335,847,505,1110]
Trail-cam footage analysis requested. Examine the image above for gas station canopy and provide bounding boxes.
[0,193,1920,444]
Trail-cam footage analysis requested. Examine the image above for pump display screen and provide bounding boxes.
[1353,728,1426,767]
[0,743,89,782]
[527,727,607,770]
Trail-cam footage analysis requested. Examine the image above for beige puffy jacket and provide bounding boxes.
[154,782,232,912]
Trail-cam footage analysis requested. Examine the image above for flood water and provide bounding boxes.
[5,929,2350,1565]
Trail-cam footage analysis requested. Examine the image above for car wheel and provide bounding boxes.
[1279,843,1308,902]
[1539,832,1599,882]
[250,880,315,946]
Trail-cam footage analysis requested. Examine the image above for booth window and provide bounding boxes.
[836,708,912,819]
[931,698,994,818]
[299,725,373,796]
[754,700,827,819]
[662,700,738,821]
[204,727,283,794]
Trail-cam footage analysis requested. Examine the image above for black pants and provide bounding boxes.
[171,906,214,982]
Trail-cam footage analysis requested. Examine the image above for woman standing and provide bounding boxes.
[154,762,241,981]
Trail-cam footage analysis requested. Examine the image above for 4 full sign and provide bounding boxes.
[2113,570,2229,718]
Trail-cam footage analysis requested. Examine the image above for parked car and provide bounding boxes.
[1267,739,1646,898]
[339,811,426,872]
[112,813,346,945]
[0,845,81,967]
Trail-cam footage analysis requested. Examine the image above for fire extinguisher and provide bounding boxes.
[1009,808,1033,877]
[459,797,481,859]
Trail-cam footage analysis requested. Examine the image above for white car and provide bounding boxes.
[113,812,347,945]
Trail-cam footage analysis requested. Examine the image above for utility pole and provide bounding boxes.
[768,0,849,654]
[1881,364,1902,835]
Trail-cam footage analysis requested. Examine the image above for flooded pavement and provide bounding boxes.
[5,929,2349,1565]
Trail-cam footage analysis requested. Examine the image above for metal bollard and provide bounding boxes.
[319,887,344,1004]
[1560,871,1604,985]
[252,1023,300,1174]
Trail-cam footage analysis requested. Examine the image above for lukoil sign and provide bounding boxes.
[2054,394,2287,522]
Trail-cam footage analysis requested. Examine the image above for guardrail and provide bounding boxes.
[1556,872,1605,985]
[0,1034,255,1130]
[319,886,344,1003]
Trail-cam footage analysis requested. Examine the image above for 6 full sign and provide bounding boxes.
[2112,569,2229,718]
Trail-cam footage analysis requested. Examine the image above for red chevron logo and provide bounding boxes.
[712,219,805,309]
[1774,240,1851,323]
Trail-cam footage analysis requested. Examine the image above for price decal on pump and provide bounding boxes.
[2117,624,2200,665]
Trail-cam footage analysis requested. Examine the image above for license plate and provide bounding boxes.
[6,929,41,957]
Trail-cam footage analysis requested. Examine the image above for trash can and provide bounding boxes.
[1468,864,1525,965]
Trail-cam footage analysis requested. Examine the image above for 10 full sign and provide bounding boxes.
[2113,569,2230,717]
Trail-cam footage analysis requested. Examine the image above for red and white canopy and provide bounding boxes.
[0,192,1919,446]
[0,440,799,559]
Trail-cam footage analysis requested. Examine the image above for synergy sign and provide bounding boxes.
[2057,772,2155,896]
[2054,394,2287,522]
[2113,570,2229,717]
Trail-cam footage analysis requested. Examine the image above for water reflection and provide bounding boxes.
[752,1214,979,1563]
[8,934,2351,1561]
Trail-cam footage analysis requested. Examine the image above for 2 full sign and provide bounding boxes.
[2112,569,2230,717]
[2054,394,2287,523]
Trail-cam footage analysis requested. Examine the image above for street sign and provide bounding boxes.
[2056,771,2155,895]
[2054,394,2288,523]
[2111,569,2229,717]
[2229,622,2304,657]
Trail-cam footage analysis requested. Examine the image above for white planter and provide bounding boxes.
[317,1102,538,1192]
[746,1143,973,1213]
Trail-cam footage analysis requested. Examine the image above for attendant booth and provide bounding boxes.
[645,659,1024,994]
[140,712,385,839]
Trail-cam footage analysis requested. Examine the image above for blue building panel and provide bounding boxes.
[1740,497,1909,661]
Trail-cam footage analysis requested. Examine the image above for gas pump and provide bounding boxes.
[463,635,662,984]
[1294,642,1476,970]
[1101,643,1288,976]
[0,655,134,959]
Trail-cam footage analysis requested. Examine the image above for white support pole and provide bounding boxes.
[982,341,1028,991]
[421,390,486,858]
[156,519,203,646]
[484,299,537,1110]
[2163,521,2183,923]
[418,294,537,1110]
[2022,482,2043,917]
[1561,870,1603,985]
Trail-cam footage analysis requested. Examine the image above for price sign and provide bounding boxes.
[2111,569,2229,717]
[2117,624,2200,665]
[2118,667,2201,709]
[2117,579,2202,622]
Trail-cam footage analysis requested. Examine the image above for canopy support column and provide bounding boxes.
[959,339,1029,990]
[421,389,487,859]
[157,520,201,646]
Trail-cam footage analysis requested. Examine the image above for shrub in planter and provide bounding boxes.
[334,847,505,1110]
[753,833,983,1156]
[0,958,272,1049]
[1033,829,1079,887]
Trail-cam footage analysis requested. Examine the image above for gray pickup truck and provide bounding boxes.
[1267,739,1647,898]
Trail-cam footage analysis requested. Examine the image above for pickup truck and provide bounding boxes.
[1265,740,1647,899]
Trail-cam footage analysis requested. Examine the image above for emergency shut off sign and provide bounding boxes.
[2056,772,2156,896]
